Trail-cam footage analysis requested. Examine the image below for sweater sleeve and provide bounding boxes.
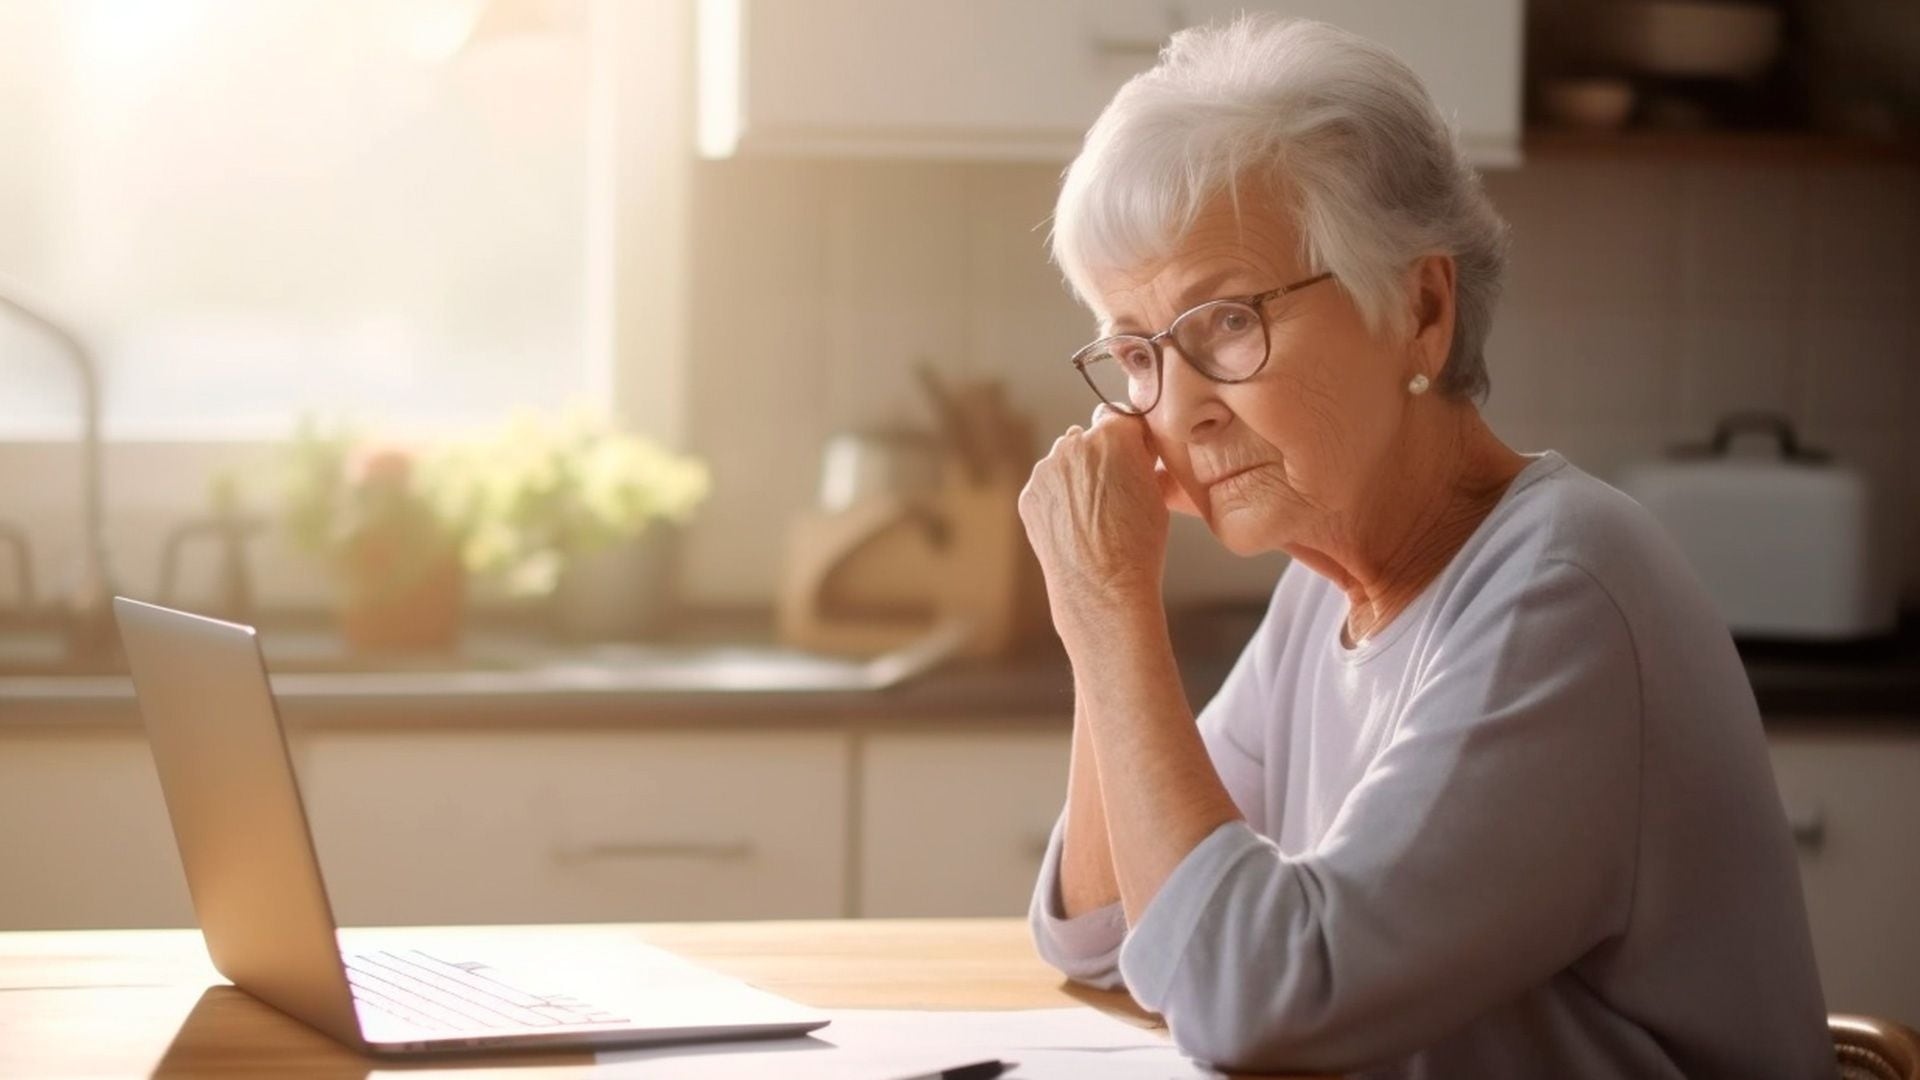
[1027,586,1286,988]
[1114,558,1643,1075]
[1026,812,1128,990]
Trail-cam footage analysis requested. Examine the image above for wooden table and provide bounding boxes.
[0,918,1332,1078]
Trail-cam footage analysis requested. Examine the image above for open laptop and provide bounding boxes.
[113,596,829,1057]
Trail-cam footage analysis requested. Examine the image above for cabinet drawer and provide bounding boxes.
[300,731,850,925]
[0,733,195,929]
[1769,730,1920,1023]
[859,729,1069,917]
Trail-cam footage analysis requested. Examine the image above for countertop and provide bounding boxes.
[0,605,1914,731]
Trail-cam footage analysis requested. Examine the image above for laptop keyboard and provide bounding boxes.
[345,950,630,1033]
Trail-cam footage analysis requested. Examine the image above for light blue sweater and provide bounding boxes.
[1030,451,1830,1079]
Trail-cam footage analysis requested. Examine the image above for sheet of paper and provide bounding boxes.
[591,1006,1224,1079]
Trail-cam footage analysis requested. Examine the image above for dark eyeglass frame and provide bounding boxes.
[1069,271,1335,415]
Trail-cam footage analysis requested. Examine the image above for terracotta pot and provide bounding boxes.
[337,542,467,653]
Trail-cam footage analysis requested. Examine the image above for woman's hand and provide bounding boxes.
[1019,405,1185,646]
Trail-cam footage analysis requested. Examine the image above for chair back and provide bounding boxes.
[1834,1014,1920,1080]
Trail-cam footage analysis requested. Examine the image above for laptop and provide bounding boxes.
[113,596,829,1056]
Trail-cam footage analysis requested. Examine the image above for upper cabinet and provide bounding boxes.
[697,0,1523,166]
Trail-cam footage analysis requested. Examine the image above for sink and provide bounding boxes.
[0,616,970,693]
[0,629,123,676]
[0,627,529,678]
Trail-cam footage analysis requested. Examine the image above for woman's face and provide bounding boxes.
[1089,191,1419,558]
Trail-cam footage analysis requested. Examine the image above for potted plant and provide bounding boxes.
[434,413,711,639]
[280,420,469,652]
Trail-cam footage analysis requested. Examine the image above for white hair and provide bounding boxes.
[1052,14,1508,400]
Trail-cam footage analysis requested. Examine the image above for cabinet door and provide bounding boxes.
[0,733,195,929]
[713,0,1139,159]
[1182,0,1522,165]
[300,730,849,926]
[859,729,1070,917]
[709,0,1520,164]
[1769,729,1920,1024]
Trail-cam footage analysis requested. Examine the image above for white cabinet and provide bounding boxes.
[700,0,1522,164]
[858,729,1069,917]
[1183,1,1523,165]
[1768,728,1920,1025]
[0,733,195,929]
[298,730,851,926]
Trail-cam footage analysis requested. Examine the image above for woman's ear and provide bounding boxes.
[1407,253,1457,376]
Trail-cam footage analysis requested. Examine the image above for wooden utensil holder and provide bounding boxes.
[776,455,1045,658]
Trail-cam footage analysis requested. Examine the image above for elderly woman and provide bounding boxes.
[1019,15,1828,1080]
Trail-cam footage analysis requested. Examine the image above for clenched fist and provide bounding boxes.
[1018,405,1197,647]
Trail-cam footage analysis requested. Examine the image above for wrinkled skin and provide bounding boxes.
[1022,185,1499,647]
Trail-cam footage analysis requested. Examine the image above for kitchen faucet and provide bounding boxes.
[0,277,117,660]
[0,521,33,615]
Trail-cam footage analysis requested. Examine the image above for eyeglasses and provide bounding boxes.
[1069,271,1335,415]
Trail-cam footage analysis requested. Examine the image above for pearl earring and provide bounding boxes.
[1408,373,1431,396]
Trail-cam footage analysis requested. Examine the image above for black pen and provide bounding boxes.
[888,1059,1015,1080]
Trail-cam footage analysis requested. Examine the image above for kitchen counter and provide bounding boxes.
[0,606,1913,730]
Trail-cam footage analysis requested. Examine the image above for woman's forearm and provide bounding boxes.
[1068,601,1242,924]
[1060,691,1123,917]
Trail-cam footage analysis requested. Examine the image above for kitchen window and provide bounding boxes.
[0,0,601,440]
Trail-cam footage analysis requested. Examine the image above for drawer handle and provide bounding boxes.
[552,840,757,864]
[1787,808,1825,853]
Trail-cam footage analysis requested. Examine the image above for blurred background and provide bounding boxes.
[0,0,1915,1023]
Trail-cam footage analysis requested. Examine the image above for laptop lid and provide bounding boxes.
[113,597,366,1052]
